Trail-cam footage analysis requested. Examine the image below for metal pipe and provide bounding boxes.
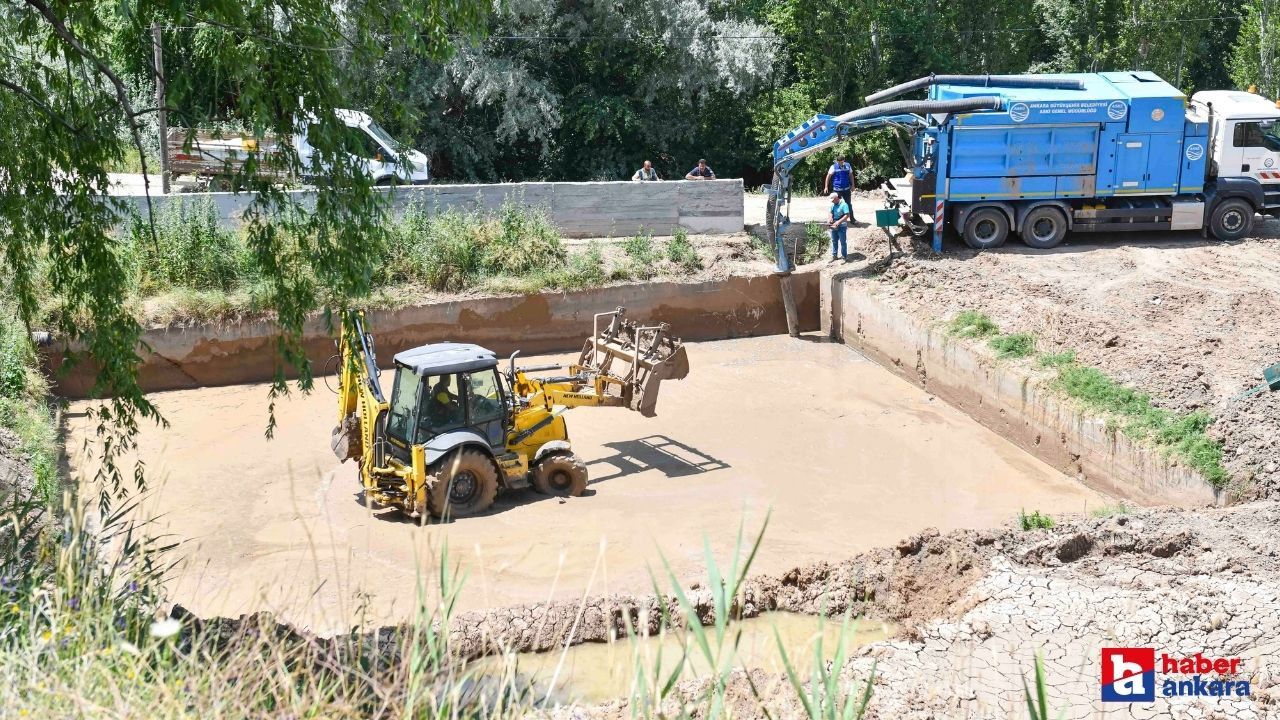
[865,74,1085,104]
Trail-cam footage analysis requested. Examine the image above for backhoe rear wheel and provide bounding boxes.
[531,453,588,497]
[428,449,498,518]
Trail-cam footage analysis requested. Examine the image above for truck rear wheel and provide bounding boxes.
[962,207,1009,249]
[1020,206,1068,249]
[428,448,498,518]
[532,452,588,497]
[1209,199,1254,241]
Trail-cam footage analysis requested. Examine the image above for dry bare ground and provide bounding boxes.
[831,214,1280,499]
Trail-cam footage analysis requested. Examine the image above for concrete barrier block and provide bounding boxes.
[117,178,743,238]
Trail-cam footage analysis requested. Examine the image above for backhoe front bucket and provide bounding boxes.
[577,308,690,417]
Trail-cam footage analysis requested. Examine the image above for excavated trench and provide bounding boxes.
[62,272,1219,714]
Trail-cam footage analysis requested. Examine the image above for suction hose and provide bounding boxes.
[831,96,1004,126]
[865,74,1085,105]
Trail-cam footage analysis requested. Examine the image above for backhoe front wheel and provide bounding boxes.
[532,453,588,497]
[428,449,498,518]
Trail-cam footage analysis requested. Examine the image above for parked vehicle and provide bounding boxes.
[168,109,429,189]
[767,71,1280,263]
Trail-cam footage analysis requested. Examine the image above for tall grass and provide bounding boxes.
[126,196,247,294]
[0,303,58,506]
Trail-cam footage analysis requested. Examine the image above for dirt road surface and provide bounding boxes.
[67,335,1105,633]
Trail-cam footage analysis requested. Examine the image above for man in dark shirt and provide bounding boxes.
[685,159,716,180]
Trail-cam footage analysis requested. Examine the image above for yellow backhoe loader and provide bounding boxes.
[331,308,690,518]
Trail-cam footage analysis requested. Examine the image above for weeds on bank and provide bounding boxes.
[1018,509,1055,530]
[1090,503,1130,518]
[0,305,59,505]
[667,228,703,273]
[1039,352,1228,487]
[110,197,720,324]
[944,310,1228,487]
[948,310,999,339]
[990,332,1035,359]
[621,231,661,280]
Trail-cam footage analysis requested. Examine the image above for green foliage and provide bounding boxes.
[666,229,703,272]
[1231,0,1280,98]
[0,306,59,506]
[1018,509,1055,531]
[622,231,661,280]
[949,311,999,339]
[127,197,245,294]
[2,0,489,512]
[384,198,566,291]
[989,332,1036,359]
[1046,357,1228,487]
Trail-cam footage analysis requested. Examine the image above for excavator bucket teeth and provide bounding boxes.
[578,308,690,417]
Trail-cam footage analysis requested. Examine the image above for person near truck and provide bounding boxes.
[828,192,851,261]
[685,159,715,180]
[632,160,660,181]
[824,154,855,222]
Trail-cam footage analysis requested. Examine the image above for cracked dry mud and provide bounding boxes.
[182,502,1280,718]
[540,502,1280,719]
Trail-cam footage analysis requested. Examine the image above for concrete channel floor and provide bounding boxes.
[66,334,1108,633]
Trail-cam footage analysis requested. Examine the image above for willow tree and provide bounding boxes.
[0,0,485,506]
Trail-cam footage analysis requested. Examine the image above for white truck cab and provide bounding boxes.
[1193,90,1280,183]
[297,109,430,186]
[169,108,429,188]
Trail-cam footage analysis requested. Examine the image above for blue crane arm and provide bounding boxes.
[766,112,928,272]
[766,96,1003,271]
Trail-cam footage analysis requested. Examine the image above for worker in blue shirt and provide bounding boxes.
[828,192,851,261]
[824,154,855,222]
[685,159,716,180]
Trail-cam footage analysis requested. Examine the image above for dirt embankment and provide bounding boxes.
[175,501,1280,718]
[555,502,1280,719]
[834,217,1280,499]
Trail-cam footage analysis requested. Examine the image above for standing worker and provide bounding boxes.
[684,159,716,180]
[824,154,855,222]
[828,192,851,261]
[632,160,661,181]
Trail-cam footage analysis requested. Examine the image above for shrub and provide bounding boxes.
[989,332,1035,359]
[128,196,244,293]
[949,310,998,338]
[622,230,660,280]
[666,228,702,272]
[481,199,565,276]
[1018,509,1055,530]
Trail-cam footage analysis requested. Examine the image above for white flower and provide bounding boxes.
[149,618,181,639]
[118,641,141,656]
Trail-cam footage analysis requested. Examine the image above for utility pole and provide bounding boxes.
[152,22,170,194]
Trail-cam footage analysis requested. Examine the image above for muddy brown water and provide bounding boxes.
[470,611,895,705]
[65,335,1108,634]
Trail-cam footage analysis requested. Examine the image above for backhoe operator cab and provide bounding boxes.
[377,342,583,518]
[332,308,689,521]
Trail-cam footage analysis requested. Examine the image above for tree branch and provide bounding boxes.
[24,0,160,240]
[0,78,80,133]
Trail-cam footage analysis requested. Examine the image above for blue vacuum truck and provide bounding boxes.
[766,71,1280,334]
[768,71,1280,266]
